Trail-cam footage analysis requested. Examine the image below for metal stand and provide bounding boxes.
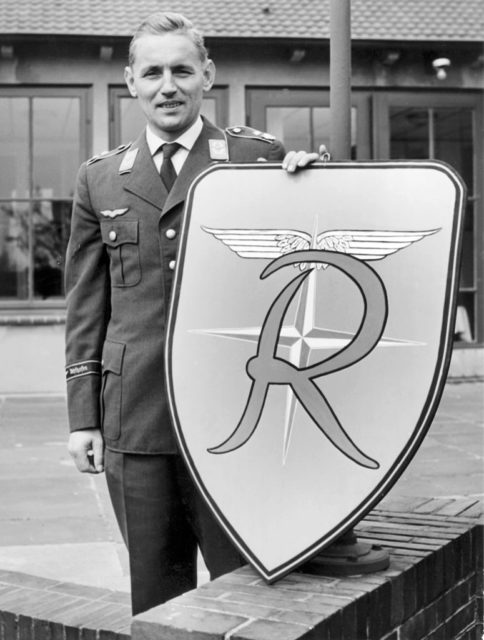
[302,529,390,577]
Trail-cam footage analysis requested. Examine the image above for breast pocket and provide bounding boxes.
[101,219,141,287]
[101,340,126,441]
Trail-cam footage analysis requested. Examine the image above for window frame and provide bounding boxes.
[108,85,229,147]
[373,90,483,346]
[246,86,372,159]
[0,85,92,310]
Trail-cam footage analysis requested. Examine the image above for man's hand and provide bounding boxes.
[68,428,105,474]
[282,144,330,173]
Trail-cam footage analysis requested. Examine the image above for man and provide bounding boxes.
[66,11,323,615]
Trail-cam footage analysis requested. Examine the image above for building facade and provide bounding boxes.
[0,0,483,391]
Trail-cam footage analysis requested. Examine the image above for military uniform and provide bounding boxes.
[65,117,285,614]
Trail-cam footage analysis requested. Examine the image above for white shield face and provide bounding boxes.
[166,162,465,581]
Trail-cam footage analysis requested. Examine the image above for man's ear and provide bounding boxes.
[203,60,216,93]
[124,66,137,97]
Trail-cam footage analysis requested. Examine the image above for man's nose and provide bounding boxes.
[160,73,176,95]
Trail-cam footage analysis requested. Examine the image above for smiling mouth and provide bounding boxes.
[160,101,183,110]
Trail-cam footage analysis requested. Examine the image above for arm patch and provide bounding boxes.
[66,359,102,381]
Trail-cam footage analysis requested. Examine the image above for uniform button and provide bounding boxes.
[168,260,176,270]
[108,230,117,241]
[165,228,176,240]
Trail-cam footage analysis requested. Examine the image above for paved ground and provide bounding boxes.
[0,380,482,595]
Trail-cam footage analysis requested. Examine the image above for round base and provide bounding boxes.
[302,541,390,576]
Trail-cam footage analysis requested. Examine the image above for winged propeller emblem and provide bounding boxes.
[202,226,439,268]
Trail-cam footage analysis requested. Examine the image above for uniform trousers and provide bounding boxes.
[104,449,244,615]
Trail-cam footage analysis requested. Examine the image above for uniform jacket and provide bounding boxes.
[65,118,285,453]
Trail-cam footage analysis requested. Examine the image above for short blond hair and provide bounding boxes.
[128,12,209,66]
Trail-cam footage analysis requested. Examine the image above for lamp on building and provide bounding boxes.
[99,46,113,62]
[432,57,451,80]
[289,48,306,63]
[380,50,401,66]
[1,45,14,59]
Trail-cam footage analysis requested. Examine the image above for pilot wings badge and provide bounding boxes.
[166,162,465,582]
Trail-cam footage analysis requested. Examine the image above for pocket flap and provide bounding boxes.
[101,220,138,247]
[102,340,126,375]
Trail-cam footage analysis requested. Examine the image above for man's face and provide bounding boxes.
[125,32,215,140]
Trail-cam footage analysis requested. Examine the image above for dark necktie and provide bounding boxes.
[160,142,180,192]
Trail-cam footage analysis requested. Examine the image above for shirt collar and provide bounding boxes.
[146,117,204,156]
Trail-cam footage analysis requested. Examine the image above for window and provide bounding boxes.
[109,86,229,147]
[247,88,371,159]
[374,92,483,344]
[0,88,90,306]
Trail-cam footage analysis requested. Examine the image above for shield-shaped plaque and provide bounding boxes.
[166,162,465,582]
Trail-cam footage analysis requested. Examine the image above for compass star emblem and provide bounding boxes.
[196,223,438,463]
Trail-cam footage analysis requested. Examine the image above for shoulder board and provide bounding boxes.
[225,126,275,144]
[86,143,132,166]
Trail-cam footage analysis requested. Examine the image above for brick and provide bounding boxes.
[0,573,60,591]
[10,589,64,618]
[215,572,263,587]
[354,593,369,639]
[339,601,357,640]
[414,498,456,514]
[0,587,32,609]
[367,580,391,639]
[471,524,483,570]
[320,610,342,640]
[64,625,80,640]
[270,609,325,628]
[47,582,115,601]
[178,593,279,620]
[276,573,339,592]
[445,602,476,638]
[402,563,417,619]
[70,603,130,632]
[17,614,32,640]
[424,622,446,640]
[388,573,405,628]
[0,612,15,640]
[79,628,97,640]
[434,499,480,517]
[399,607,429,640]
[218,585,310,609]
[231,618,314,640]
[24,594,82,621]
[49,620,65,640]
[49,600,108,627]
[442,540,457,590]
[133,602,247,640]
[102,592,132,606]
[426,546,445,601]
[98,630,124,640]
[32,618,52,640]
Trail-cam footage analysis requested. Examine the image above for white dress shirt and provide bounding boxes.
[146,117,204,175]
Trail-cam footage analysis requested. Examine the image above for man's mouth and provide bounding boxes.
[159,101,183,110]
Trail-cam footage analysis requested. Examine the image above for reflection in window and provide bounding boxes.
[0,202,29,299]
[389,106,476,343]
[0,97,29,199]
[0,93,83,303]
[267,106,357,157]
[33,98,79,199]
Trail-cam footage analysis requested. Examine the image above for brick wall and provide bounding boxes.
[0,572,131,639]
[0,498,482,640]
[132,498,483,640]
